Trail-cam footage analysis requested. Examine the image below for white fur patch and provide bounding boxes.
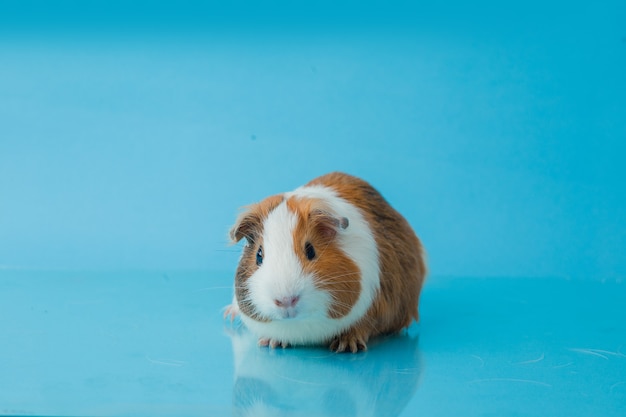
[239,184,380,345]
[245,202,301,319]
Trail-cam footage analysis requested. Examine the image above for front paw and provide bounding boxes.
[223,303,240,322]
[330,331,368,353]
[259,337,290,349]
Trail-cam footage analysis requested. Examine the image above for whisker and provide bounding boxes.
[194,286,234,292]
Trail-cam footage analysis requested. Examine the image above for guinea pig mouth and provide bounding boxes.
[277,307,299,320]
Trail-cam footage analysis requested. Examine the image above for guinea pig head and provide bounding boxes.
[230,195,359,324]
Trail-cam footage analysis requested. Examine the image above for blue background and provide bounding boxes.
[1,2,626,416]
[1,1,624,280]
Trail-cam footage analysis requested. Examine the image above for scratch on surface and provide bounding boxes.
[610,381,626,393]
[395,367,421,375]
[469,378,552,387]
[582,348,626,358]
[567,348,624,360]
[470,355,485,368]
[552,362,574,369]
[145,356,187,367]
[514,353,545,365]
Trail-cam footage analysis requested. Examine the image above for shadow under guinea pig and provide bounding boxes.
[226,327,423,417]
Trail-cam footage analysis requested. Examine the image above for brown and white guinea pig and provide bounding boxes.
[225,172,426,353]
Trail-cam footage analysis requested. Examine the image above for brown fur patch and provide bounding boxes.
[307,172,427,342]
[286,196,361,319]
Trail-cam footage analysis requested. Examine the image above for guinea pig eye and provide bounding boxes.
[304,242,316,261]
[256,246,263,266]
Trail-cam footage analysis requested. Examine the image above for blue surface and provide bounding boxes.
[1,271,625,416]
[1,1,625,415]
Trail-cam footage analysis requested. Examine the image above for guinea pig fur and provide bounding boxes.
[225,172,426,353]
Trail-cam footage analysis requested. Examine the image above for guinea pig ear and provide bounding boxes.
[229,209,261,244]
[229,194,284,244]
[309,209,349,240]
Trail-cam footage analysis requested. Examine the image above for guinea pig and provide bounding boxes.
[225,172,426,353]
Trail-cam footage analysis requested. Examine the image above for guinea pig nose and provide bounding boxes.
[274,295,300,308]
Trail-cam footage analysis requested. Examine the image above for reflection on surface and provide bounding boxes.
[227,328,423,417]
